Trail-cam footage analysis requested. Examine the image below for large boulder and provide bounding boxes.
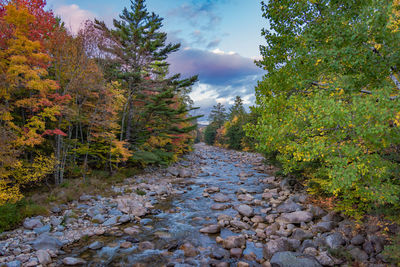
[235,204,254,217]
[263,238,291,259]
[270,251,322,267]
[115,196,147,216]
[278,211,313,224]
[23,218,43,230]
[32,234,63,251]
[222,235,246,249]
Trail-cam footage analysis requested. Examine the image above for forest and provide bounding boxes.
[0,0,199,207]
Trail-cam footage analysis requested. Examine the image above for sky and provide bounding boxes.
[46,0,267,123]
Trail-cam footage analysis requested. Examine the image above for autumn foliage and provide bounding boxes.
[0,0,198,204]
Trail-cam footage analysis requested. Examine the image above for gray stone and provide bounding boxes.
[200,224,220,234]
[89,241,104,250]
[270,251,322,267]
[115,196,147,216]
[181,242,198,257]
[299,240,317,253]
[349,247,369,262]
[178,169,191,178]
[277,201,302,213]
[50,206,61,213]
[325,232,345,249]
[33,234,63,250]
[118,215,131,224]
[235,204,254,217]
[50,217,62,227]
[230,220,250,230]
[230,248,243,258]
[263,238,291,259]
[6,261,21,267]
[211,247,229,259]
[312,221,335,233]
[33,224,51,235]
[79,195,93,201]
[23,218,43,230]
[213,193,231,203]
[291,229,313,241]
[108,209,123,216]
[279,211,313,224]
[102,216,118,226]
[350,234,365,245]
[87,207,101,218]
[308,205,327,219]
[316,251,334,266]
[92,214,106,223]
[211,204,230,210]
[62,257,87,265]
[222,235,246,249]
[138,241,155,250]
[36,250,51,265]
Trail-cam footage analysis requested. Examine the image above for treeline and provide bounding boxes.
[204,96,256,151]
[246,0,400,218]
[0,0,199,205]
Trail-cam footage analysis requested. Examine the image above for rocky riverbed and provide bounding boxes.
[0,144,395,266]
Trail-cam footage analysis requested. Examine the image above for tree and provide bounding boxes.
[209,103,227,128]
[229,96,245,120]
[246,0,400,217]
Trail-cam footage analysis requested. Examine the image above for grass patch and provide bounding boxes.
[0,199,48,233]
[382,234,400,265]
[135,189,146,196]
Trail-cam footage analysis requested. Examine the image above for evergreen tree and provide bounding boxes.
[208,103,227,128]
[229,96,245,120]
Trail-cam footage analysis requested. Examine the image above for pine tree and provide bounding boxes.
[229,96,245,120]
[209,103,227,128]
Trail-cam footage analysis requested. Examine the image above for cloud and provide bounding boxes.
[55,4,95,34]
[168,0,225,31]
[207,39,221,49]
[168,47,264,86]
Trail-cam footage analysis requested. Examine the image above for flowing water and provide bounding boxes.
[65,146,270,266]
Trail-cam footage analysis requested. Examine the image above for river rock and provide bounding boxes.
[138,241,155,250]
[230,248,243,258]
[34,224,51,235]
[349,247,369,262]
[200,225,220,234]
[263,238,291,259]
[312,221,335,233]
[103,216,118,226]
[277,200,302,213]
[181,243,198,257]
[222,235,246,249]
[62,257,87,265]
[23,218,43,230]
[213,193,231,202]
[291,229,313,241]
[230,220,250,230]
[325,232,345,249]
[235,204,254,217]
[36,250,51,265]
[278,211,313,224]
[316,251,334,266]
[89,241,104,250]
[211,204,229,210]
[5,261,21,267]
[178,169,191,178]
[350,234,365,245]
[33,234,63,251]
[115,196,147,216]
[270,251,322,267]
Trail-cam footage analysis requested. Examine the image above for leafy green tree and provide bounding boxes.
[229,96,246,120]
[246,0,400,217]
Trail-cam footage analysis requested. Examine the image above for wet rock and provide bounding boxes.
[210,247,229,259]
[263,238,291,259]
[230,220,251,230]
[350,234,365,246]
[32,234,63,251]
[181,243,198,257]
[89,241,104,250]
[213,193,231,202]
[5,260,21,267]
[235,204,254,217]
[230,248,243,258]
[237,194,254,202]
[200,224,220,234]
[279,211,313,224]
[103,216,118,226]
[205,187,220,193]
[277,200,302,213]
[124,226,140,235]
[222,235,246,249]
[36,250,51,265]
[62,257,87,265]
[237,262,249,267]
[138,241,155,250]
[325,232,345,249]
[120,241,132,249]
[217,214,233,221]
[349,247,369,262]
[270,251,322,267]
[23,218,43,230]
[211,204,230,210]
